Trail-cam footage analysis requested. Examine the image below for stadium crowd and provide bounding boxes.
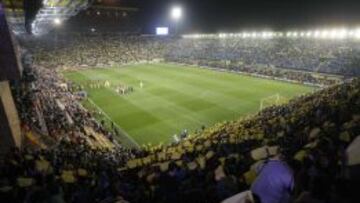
[20,33,169,68]
[118,77,359,203]
[166,37,360,77]
[1,33,359,202]
[20,34,360,86]
[12,58,137,156]
[1,72,359,202]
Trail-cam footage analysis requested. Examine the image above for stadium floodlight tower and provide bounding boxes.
[170,6,182,35]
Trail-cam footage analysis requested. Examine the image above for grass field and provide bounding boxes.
[64,63,314,147]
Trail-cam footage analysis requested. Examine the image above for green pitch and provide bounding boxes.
[64,63,314,147]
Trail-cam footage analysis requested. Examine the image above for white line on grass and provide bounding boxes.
[87,98,140,149]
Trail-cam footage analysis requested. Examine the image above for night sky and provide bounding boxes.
[132,0,360,33]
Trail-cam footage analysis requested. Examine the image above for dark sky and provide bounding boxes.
[133,0,360,33]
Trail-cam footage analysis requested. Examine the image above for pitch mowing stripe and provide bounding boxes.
[74,70,191,144]
[96,69,217,124]
[64,64,314,145]
[109,66,253,108]
[95,78,209,144]
[76,70,203,126]
[87,98,140,149]
[148,63,310,91]
[76,69,212,144]
[67,70,141,148]
[76,66,310,121]
[109,65,269,112]
[149,64,308,95]
[79,65,310,136]
[126,64,276,96]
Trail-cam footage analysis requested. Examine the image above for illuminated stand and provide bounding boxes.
[183,28,360,40]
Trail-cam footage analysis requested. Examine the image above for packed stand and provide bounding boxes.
[19,33,170,68]
[20,34,360,86]
[1,76,359,202]
[116,78,360,203]
[166,37,360,77]
[12,57,137,155]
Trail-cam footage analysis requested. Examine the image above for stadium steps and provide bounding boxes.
[83,126,115,150]
[23,129,48,149]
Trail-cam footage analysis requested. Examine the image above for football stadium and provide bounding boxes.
[63,64,314,146]
[0,0,359,203]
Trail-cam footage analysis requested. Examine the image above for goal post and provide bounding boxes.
[259,93,288,110]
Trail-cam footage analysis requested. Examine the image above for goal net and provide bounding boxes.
[259,94,288,110]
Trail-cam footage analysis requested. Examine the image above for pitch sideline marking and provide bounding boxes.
[72,69,140,148]
[87,98,140,149]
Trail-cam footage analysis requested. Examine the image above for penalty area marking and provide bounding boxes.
[87,98,140,149]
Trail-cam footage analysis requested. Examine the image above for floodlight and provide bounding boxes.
[219,33,227,38]
[355,29,360,39]
[336,29,347,39]
[171,6,182,20]
[262,32,267,38]
[320,30,330,38]
[260,32,273,38]
[330,30,337,38]
[314,30,320,38]
[54,18,62,25]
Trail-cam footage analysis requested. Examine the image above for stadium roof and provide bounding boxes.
[30,0,91,35]
[3,0,360,35]
[2,0,25,34]
[2,0,139,35]
[2,0,92,35]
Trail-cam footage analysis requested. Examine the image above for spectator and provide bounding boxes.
[251,155,294,203]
